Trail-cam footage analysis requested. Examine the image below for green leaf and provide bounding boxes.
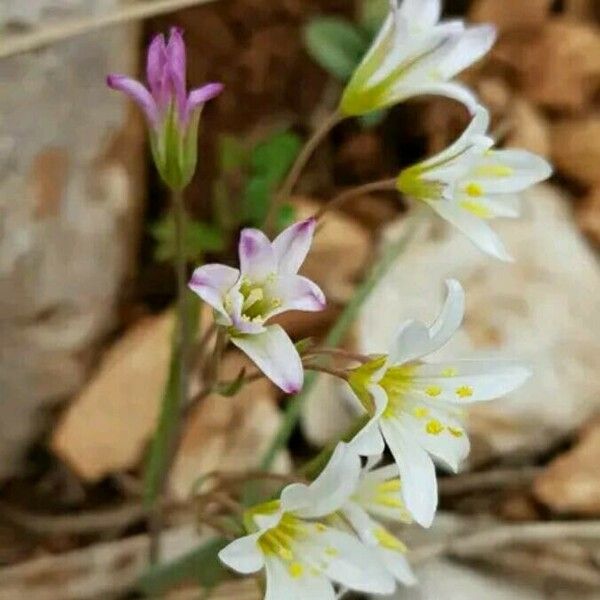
[151,213,226,262]
[138,538,229,595]
[276,202,297,232]
[359,0,389,36]
[215,367,248,397]
[242,131,302,227]
[218,134,248,175]
[303,17,368,81]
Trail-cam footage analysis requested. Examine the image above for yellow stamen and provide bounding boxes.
[465,182,483,197]
[474,164,513,178]
[413,406,429,419]
[425,385,442,397]
[460,200,491,218]
[426,419,444,435]
[441,367,457,377]
[374,528,407,553]
[377,480,401,493]
[456,385,473,398]
[375,494,404,508]
[448,426,464,438]
[288,562,304,578]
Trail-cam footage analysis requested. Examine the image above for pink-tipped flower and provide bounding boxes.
[189,218,326,394]
[107,28,223,190]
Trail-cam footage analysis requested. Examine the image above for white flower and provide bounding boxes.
[189,218,326,393]
[340,0,496,116]
[219,444,396,599]
[397,107,552,261]
[348,279,531,527]
[342,460,417,587]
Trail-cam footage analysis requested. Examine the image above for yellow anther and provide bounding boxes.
[441,367,457,377]
[448,426,464,438]
[271,298,282,308]
[289,562,304,578]
[375,494,404,508]
[475,163,513,178]
[426,419,444,435]
[425,385,442,397]
[413,406,429,419]
[465,182,483,197]
[325,546,339,557]
[374,528,407,553]
[460,200,491,218]
[377,480,401,493]
[315,523,327,533]
[456,385,473,398]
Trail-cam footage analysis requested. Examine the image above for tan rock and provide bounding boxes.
[292,197,371,303]
[551,116,600,185]
[576,186,600,246]
[534,420,600,516]
[170,352,289,500]
[506,98,551,158]
[471,0,552,32]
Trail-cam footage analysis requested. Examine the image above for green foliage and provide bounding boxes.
[151,213,225,263]
[359,0,389,36]
[138,537,229,596]
[303,17,369,81]
[243,131,302,226]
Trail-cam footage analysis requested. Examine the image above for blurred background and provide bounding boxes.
[0,0,599,598]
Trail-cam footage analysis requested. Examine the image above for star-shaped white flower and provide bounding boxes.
[189,219,326,393]
[340,0,496,116]
[342,460,416,587]
[219,444,396,599]
[348,279,531,526]
[397,107,552,261]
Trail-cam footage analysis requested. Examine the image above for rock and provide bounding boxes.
[292,197,371,303]
[534,420,600,516]
[51,312,175,481]
[551,116,600,185]
[0,1,144,480]
[576,186,600,246]
[359,185,600,461]
[170,351,289,500]
[471,0,552,33]
[505,98,551,158]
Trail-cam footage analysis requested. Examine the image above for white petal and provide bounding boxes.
[272,218,317,274]
[380,419,438,527]
[264,556,335,600]
[439,25,497,78]
[231,325,303,393]
[405,81,481,113]
[347,384,388,456]
[379,547,417,586]
[218,533,264,574]
[422,106,490,169]
[188,264,239,321]
[469,149,552,194]
[414,359,532,403]
[282,442,361,518]
[238,228,277,281]
[269,274,326,317]
[428,199,513,261]
[398,0,441,28]
[316,528,396,594]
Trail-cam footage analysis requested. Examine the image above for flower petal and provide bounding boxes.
[272,218,317,274]
[413,359,532,403]
[403,81,480,113]
[238,228,277,281]
[166,27,187,117]
[264,556,335,600]
[188,263,239,322]
[428,199,513,261]
[186,82,224,115]
[269,274,326,316]
[231,324,303,393]
[281,442,361,518]
[380,419,438,527]
[439,25,497,79]
[146,33,167,99]
[398,0,441,28]
[469,148,552,194]
[106,75,159,125]
[317,528,396,594]
[218,532,264,574]
[348,384,388,456]
[379,547,417,586]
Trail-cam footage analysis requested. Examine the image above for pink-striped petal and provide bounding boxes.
[188,263,240,321]
[272,217,316,274]
[238,228,277,281]
[146,33,167,100]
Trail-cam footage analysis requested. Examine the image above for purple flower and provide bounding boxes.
[189,218,326,393]
[107,28,223,190]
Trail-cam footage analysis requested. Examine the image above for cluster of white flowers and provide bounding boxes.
[187,0,552,597]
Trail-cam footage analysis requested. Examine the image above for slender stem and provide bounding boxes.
[314,178,397,221]
[148,190,191,563]
[304,363,349,379]
[260,208,425,471]
[266,110,342,232]
[304,347,370,364]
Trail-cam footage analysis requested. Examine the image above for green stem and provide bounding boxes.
[259,208,424,471]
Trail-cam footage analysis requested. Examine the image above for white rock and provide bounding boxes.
[359,185,600,460]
